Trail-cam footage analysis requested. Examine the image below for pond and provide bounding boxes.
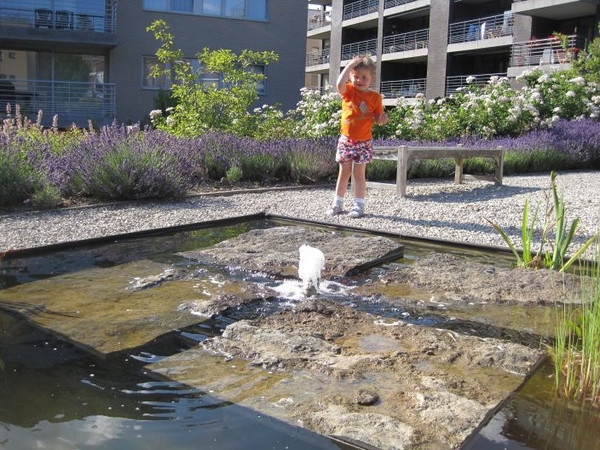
[0,217,598,449]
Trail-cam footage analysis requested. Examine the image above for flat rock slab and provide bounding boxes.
[149,298,544,450]
[0,260,264,356]
[366,252,581,306]
[179,226,404,278]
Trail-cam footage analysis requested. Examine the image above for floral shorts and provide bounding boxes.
[336,135,373,164]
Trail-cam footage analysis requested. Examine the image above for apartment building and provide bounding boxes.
[0,0,307,127]
[306,0,599,106]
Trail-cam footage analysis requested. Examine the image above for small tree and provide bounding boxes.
[146,19,278,137]
[572,25,600,85]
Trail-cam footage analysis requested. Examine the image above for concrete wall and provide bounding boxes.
[111,0,307,124]
[426,0,450,99]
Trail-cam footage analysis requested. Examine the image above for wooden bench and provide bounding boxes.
[367,145,505,197]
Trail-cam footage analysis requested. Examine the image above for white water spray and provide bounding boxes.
[298,244,325,296]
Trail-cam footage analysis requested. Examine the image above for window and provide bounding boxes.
[142,56,168,89]
[225,0,245,18]
[143,0,267,20]
[202,0,222,16]
[171,0,193,12]
[142,57,265,95]
[246,0,267,20]
[249,64,266,95]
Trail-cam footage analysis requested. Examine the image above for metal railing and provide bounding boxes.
[342,38,378,60]
[381,78,426,99]
[307,11,331,31]
[445,72,507,96]
[384,0,419,8]
[306,48,331,66]
[343,0,378,20]
[0,0,117,33]
[509,35,585,67]
[448,11,513,44]
[0,78,116,126]
[383,28,429,53]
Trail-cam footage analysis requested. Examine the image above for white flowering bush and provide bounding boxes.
[517,69,600,125]
[290,87,342,138]
[386,68,600,141]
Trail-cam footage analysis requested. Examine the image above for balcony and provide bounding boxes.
[0,78,116,128]
[307,11,331,31]
[383,28,429,55]
[512,0,599,20]
[341,38,378,61]
[445,72,507,96]
[0,0,117,48]
[343,0,378,20]
[508,34,585,76]
[449,12,513,45]
[306,48,330,67]
[384,0,420,8]
[381,78,426,102]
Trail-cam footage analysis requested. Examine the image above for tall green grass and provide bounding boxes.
[487,171,598,271]
[551,239,600,404]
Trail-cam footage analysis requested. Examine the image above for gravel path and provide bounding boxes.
[1,170,599,253]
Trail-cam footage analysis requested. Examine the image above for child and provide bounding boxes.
[326,55,387,218]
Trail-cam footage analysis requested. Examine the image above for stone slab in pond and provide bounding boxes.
[179,226,404,278]
[0,260,265,356]
[149,298,544,450]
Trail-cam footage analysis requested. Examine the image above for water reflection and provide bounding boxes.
[2,218,600,450]
[461,361,600,450]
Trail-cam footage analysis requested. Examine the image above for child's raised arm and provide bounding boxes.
[336,57,361,94]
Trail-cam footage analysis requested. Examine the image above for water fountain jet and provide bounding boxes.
[298,244,325,297]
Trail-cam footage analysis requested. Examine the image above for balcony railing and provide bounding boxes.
[381,78,426,99]
[384,0,419,8]
[0,78,116,127]
[343,0,378,20]
[306,48,331,66]
[449,11,513,44]
[509,35,585,67]
[445,72,507,96]
[342,38,378,60]
[307,11,331,31]
[0,0,117,33]
[383,28,429,53]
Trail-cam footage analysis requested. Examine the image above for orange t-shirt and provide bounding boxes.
[340,83,384,141]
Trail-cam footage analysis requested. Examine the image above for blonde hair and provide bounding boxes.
[353,55,376,75]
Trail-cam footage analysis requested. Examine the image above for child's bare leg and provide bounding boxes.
[327,162,353,215]
[349,163,367,218]
[352,163,367,199]
[335,161,353,197]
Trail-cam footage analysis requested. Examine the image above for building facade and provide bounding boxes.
[0,0,307,127]
[306,0,599,106]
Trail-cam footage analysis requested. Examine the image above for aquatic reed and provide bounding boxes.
[487,171,598,270]
[552,240,600,405]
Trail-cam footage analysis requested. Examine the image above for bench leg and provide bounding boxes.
[454,157,464,184]
[397,146,408,197]
[494,151,504,185]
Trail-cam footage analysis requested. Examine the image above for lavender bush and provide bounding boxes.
[43,123,198,201]
[3,107,600,209]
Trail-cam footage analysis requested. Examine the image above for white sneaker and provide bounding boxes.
[349,203,364,218]
[326,203,342,216]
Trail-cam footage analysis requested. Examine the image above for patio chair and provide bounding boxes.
[55,10,74,30]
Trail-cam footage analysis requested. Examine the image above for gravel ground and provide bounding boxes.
[1,170,599,253]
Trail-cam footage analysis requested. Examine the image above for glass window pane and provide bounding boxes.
[143,57,167,88]
[247,0,267,20]
[225,0,245,17]
[170,0,193,12]
[143,0,167,10]
[249,64,266,94]
[202,0,221,15]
